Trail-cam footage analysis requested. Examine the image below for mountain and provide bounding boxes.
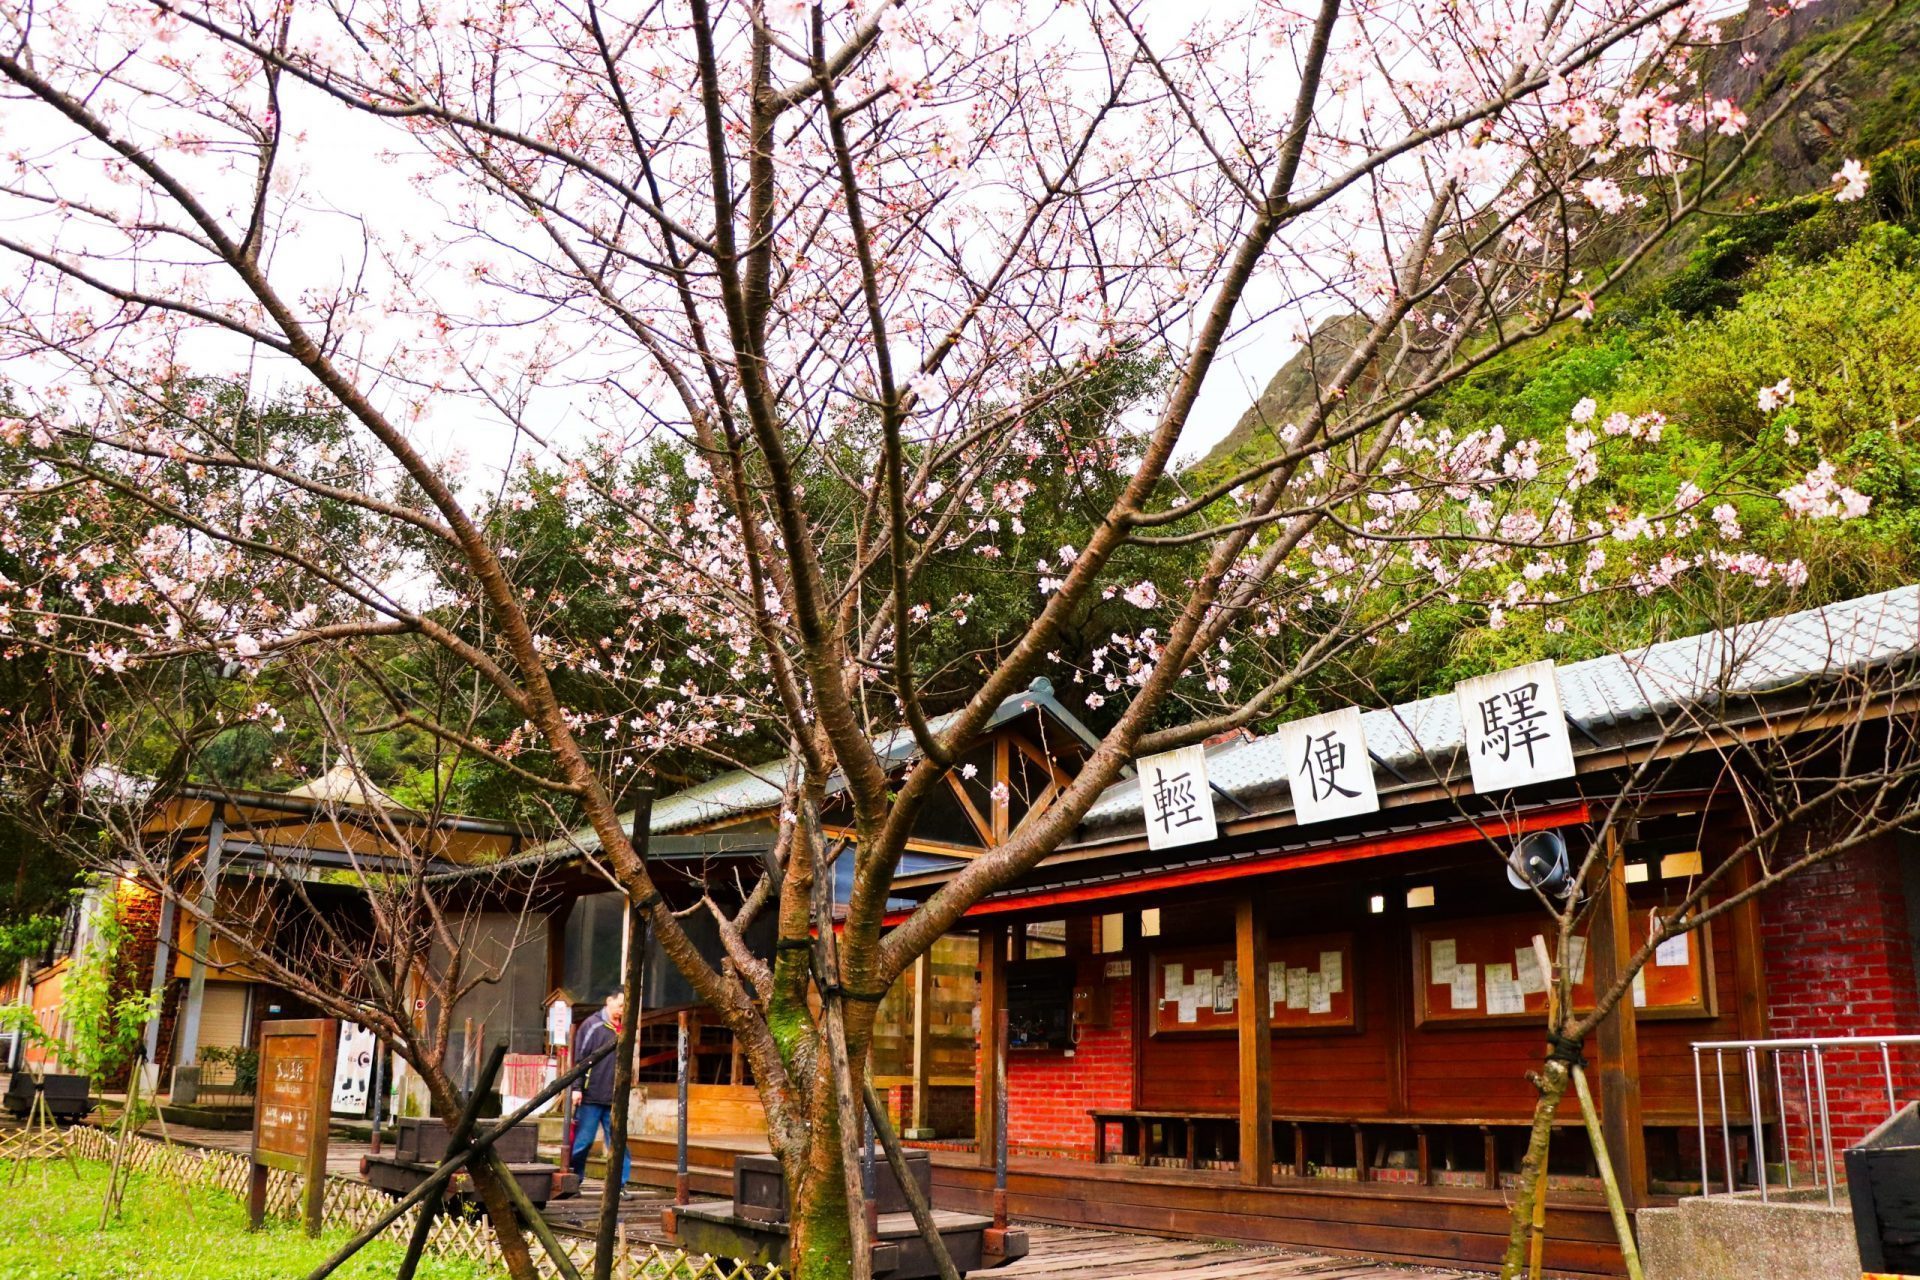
[1192,0,1919,477]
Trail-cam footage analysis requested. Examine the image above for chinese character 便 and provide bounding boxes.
[1477,682,1551,766]
[1149,766,1205,833]
[1298,729,1360,803]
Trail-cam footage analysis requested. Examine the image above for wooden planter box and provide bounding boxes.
[3,1072,92,1123]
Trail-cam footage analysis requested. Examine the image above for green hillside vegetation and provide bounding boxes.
[1183,0,1920,716]
[1341,147,1920,706]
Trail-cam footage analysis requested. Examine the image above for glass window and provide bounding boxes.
[1023,919,1068,959]
[562,892,626,1003]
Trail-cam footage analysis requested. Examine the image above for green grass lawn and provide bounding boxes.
[0,1158,501,1280]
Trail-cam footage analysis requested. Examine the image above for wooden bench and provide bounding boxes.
[1090,1107,1588,1188]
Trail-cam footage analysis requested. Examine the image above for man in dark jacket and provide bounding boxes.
[569,990,633,1187]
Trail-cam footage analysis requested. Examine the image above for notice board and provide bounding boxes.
[1411,910,1712,1026]
[248,1017,338,1235]
[1150,931,1357,1035]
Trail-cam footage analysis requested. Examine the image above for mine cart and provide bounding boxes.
[362,1115,568,1208]
[665,1152,1027,1278]
[3,1072,92,1123]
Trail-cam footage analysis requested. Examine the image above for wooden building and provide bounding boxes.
[445,677,1098,1142]
[133,767,528,1099]
[879,585,1920,1276]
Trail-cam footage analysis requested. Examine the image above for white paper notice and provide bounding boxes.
[1450,962,1479,1010]
[1177,988,1199,1023]
[1194,969,1214,1011]
[1215,963,1238,1013]
[1309,973,1332,1015]
[1568,936,1589,985]
[1514,945,1548,996]
[1485,963,1524,1016]
[1164,964,1183,1002]
[1655,932,1690,968]
[1632,971,1648,1008]
[1268,962,1285,1015]
[1430,938,1458,985]
[1319,950,1344,994]
[1287,967,1311,1010]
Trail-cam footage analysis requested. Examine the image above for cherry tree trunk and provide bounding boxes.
[786,1129,860,1280]
[1499,1056,1572,1280]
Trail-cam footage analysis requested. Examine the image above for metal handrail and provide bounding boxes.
[1692,1033,1915,1207]
[1691,1035,1920,1051]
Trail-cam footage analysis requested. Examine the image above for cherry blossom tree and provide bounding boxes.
[0,0,1895,1272]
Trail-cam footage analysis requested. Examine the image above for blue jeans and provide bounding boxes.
[569,1101,632,1187]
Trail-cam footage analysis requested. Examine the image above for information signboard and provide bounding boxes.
[248,1017,338,1236]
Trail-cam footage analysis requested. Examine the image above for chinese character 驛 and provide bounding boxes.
[1477,682,1552,766]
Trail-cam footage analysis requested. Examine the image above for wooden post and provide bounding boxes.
[674,1011,690,1206]
[864,1081,963,1280]
[175,811,227,1085]
[1236,899,1273,1186]
[1590,836,1649,1208]
[487,1145,585,1280]
[993,1005,1009,1229]
[141,893,176,1068]
[908,953,934,1139]
[597,795,651,1280]
[975,924,1006,1169]
[1722,830,1769,1043]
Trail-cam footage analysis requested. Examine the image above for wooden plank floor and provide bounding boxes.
[925,1152,1623,1278]
[128,1119,1492,1278]
[996,1224,1474,1279]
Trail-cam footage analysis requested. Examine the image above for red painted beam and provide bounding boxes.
[883,800,1591,926]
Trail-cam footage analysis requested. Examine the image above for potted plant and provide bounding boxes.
[1,896,158,1125]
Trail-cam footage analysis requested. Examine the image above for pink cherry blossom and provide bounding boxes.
[1780,461,1871,520]
[1833,159,1871,202]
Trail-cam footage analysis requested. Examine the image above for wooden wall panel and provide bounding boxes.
[1130,844,1755,1129]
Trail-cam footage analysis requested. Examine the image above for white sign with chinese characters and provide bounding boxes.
[1454,660,1577,793]
[1137,743,1219,851]
[1276,706,1380,825]
[545,997,573,1049]
[331,1022,376,1115]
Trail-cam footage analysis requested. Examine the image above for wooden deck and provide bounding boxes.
[61,1113,1523,1277]
[925,1151,1622,1279]
[623,1133,1622,1277]
[998,1225,1474,1279]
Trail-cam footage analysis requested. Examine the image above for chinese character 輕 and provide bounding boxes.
[1149,766,1205,834]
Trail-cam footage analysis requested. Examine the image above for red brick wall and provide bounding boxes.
[1760,835,1920,1150]
[1002,964,1134,1158]
[108,884,163,1089]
